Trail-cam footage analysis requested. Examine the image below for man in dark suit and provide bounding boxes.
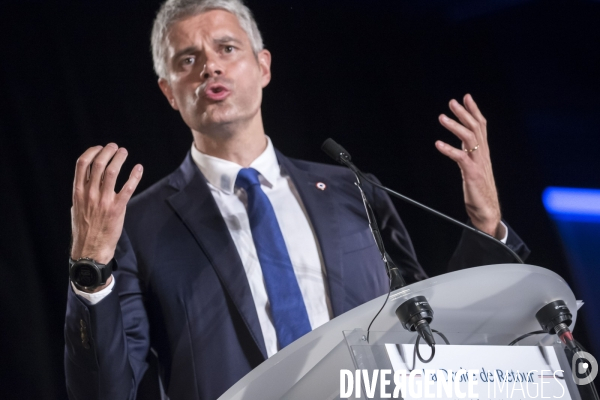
[64,1,529,399]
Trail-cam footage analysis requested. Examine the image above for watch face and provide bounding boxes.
[71,262,100,288]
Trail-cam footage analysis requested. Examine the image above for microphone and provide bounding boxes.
[321,139,352,164]
[320,138,524,265]
[322,138,440,353]
[322,138,406,290]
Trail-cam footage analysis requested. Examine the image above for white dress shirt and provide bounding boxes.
[75,137,333,357]
[189,137,333,356]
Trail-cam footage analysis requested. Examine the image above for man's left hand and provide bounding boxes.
[435,93,506,239]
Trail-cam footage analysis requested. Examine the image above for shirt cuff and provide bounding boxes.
[499,221,508,244]
[71,276,115,305]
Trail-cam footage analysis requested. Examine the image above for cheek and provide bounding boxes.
[235,64,263,102]
[169,75,197,102]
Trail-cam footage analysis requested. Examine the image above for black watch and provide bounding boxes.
[69,257,116,290]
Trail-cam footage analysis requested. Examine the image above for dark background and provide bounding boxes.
[1,0,599,398]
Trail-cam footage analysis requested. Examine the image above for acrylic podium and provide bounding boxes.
[217,264,578,400]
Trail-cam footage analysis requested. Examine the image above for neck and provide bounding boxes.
[192,113,267,167]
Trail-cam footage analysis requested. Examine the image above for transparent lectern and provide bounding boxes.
[218,264,581,400]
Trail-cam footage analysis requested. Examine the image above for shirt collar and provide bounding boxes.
[190,136,280,194]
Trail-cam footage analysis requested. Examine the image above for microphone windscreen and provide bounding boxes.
[321,138,351,163]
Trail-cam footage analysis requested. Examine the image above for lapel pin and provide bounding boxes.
[316,182,326,190]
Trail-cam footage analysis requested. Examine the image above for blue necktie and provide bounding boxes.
[236,168,312,348]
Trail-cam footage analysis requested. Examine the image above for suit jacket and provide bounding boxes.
[64,150,530,400]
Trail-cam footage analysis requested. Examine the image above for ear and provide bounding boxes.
[257,49,272,88]
[158,78,179,110]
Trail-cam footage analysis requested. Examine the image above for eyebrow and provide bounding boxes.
[213,36,243,46]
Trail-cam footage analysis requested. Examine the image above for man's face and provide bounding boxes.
[159,10,271,133]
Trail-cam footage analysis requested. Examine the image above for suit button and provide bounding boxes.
[81,332,90,349]
[80,319,90,349]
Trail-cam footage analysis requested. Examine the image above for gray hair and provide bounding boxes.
[151,0,264,79]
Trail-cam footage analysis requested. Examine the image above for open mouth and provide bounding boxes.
[204,84,230,101]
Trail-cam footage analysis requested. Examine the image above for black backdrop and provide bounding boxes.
[1,0,599,398]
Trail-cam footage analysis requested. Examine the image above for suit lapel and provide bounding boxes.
[277,152,347,317]
[167,154,268,359]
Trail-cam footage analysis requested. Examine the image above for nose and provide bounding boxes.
[201,53,222,79]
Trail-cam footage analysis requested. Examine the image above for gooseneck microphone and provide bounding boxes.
[321,138,438,356]
[321,139,406,290]
[321,138,524,265]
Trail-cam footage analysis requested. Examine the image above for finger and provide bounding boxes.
[74,146,103,195]
[463,94,486,125]
[88,143,119,190]
[448,99,481,137]
[439,114,478,149]
[116,164,144,205]
[463,94,488,140]
[435,140,473,170]
[101,147,129,196]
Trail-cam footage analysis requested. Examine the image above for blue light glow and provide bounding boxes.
[543,187,600,222]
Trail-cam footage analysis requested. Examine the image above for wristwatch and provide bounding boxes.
[69,257,116,290]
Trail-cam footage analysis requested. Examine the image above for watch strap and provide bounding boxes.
[99,259,115,284]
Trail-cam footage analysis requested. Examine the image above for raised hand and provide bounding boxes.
[70,144,143,286]
[434,94,505,239]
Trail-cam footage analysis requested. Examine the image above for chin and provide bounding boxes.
[192,114,238,135]
[202,113,237,127]
[201,103,233,121]
[202,106,257,127]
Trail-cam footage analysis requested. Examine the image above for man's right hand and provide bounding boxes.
[70,144,143,292]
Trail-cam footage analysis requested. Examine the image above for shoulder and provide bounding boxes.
[278,152,357,181]
[277,153,385,208]
[127,152,196,214]
[124,160,188,231]
[128,175,175,213]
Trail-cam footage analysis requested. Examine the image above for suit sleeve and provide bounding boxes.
[64,229,150,400]
[447,219,531,271]
[367,174,429,284]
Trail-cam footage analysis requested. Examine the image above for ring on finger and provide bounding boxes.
[464,144,479,153]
